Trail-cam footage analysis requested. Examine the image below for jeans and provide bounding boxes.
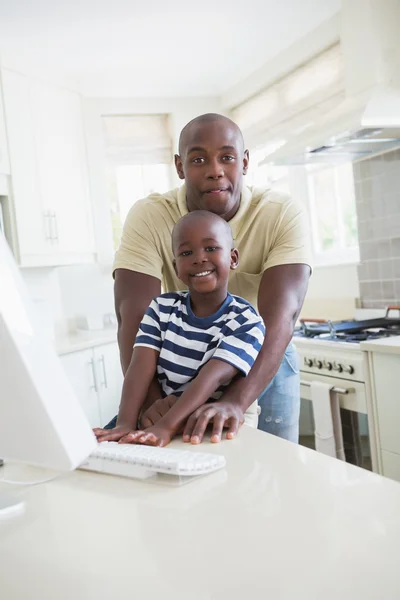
[104,343,301,443]
[257,343,300,443]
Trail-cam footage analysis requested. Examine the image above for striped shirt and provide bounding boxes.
[135,291,265,400]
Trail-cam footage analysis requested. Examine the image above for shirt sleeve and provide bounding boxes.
[213,317,265,376]
[263,198,313,272]
[113,199,163,280]
[134,299,162,352]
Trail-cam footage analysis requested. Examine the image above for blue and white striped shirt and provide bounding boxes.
[135,291,265,400]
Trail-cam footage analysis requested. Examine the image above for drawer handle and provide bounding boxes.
[300,380,354,395]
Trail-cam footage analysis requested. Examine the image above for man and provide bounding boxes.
[111,113,312,444]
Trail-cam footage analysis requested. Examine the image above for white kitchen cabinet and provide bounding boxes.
[60,348,102,428]
[367,350,400,481]
[93,343,123,427]
[0,75,10,174]
[60,342,123,428]
[1,68,95,266]
[1,69,49,262]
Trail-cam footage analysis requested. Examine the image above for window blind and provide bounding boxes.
[102,114,172,165]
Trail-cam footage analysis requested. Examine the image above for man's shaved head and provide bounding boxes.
[178,113,244,157]
[172,210,233,255]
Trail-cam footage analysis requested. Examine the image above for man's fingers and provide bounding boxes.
[225,417,240,440]
[211,414,226,443]
[183,413,197,442]
[140,414,154,429]
[190,408,217,444]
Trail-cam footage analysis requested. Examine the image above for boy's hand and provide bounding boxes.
[119,424,174,447]
[93,425,133,443]
[139,395,178,428]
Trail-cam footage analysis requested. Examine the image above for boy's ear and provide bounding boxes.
[230,248,239,270]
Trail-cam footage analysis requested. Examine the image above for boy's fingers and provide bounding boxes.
[119,431,145,444]
[96,431,126,442]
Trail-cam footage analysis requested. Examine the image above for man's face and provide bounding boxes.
[174,120,249,221]
[173,216,239,295]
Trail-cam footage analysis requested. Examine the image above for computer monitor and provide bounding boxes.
[0,231,96,474]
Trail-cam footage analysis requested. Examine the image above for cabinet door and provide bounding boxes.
[30,81,95,258]
[94,343,123,427]
[1,69,49,262]
[0,76,10,174]
[381,449,400,483]
[60,349,101,428]
[372,353,400,455]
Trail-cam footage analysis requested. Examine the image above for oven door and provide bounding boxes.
[299,374,373,471]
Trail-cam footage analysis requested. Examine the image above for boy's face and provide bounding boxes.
[173,217,239,295]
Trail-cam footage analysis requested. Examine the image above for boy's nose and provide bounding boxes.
[192,251,207,264]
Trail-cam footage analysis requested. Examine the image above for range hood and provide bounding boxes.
[267,0,400,165]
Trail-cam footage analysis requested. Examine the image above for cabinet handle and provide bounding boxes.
[100,355,108,388]
[43,211,51,241]
[51,211,59,243]
[89,358,98,392]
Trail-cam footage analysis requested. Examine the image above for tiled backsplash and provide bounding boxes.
[354,148,400,308]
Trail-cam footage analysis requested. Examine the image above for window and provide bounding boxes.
[246,146,290,194]
[307,163,359,265]
[102,115,173,250]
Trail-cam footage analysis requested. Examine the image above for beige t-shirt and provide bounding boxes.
[113,184,312,309]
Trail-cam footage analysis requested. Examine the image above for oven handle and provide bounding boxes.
[300,380,354,395]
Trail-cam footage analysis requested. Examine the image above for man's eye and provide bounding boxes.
[181,250,192,257]
[192,157,205,164]
[223,155,235,161]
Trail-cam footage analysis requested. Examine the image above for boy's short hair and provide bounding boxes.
[172,210,234,254]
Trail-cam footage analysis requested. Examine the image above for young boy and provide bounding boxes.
[95,210,265,447]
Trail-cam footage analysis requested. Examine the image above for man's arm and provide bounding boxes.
[114,269,161,375]
[182,263,310,443]
[120,359,239,447]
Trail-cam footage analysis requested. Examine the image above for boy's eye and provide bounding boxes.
[180,250,192,257]
[205,246,218,252]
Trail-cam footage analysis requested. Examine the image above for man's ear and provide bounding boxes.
[174,154,185,180]
[243,149,249,175]
[230,248,239,270]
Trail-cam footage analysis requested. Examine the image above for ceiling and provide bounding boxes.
[0,0,340,97]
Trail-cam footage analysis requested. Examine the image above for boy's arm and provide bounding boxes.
[121,359,239,447]
[94,346,159,442]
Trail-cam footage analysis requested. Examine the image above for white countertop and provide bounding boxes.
[1,426,400,599]
[55,327,118,355]
[361,335,400,355]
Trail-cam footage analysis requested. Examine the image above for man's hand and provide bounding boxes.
[120,424,174,447]
[182,401,245,445]
[139,395,178,428]
[93,425,132,443]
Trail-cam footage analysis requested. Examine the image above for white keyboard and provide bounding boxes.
[80,442,226,479]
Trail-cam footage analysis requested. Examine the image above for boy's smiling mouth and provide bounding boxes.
[191,269,215,278]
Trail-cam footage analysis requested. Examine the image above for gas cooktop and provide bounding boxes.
[294,306,400,343]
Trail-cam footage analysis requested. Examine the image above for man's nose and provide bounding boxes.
[206,158,224,179]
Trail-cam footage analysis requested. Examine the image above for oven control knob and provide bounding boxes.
[337,364,343,373]
[316,360,323,369]
[325,362,333,371]
[305,358,313,367]
[342,364,355,375]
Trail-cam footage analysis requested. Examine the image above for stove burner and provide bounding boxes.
[294,322,400,343]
